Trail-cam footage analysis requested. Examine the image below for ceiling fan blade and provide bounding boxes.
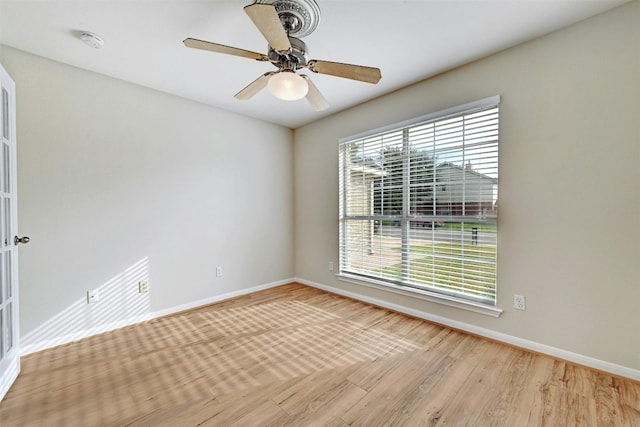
[301,75,329,111]
[307,60,381,84]
[234,72,274,100]
[183,38,268,61]
[244,3,291,52]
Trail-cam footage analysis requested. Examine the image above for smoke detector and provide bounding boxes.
[79,32,104,49]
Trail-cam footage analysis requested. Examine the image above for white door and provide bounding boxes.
[0,63,21,402]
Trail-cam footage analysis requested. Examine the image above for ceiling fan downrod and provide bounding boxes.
[270,0,321,38]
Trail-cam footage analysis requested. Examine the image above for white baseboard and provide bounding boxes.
[20,278,293,356]
[150,278,293,318]
[296,277,640,382]
[20,313,154,355]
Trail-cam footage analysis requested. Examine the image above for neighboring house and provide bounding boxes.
[345,159,497,225]
[434,162,497,218]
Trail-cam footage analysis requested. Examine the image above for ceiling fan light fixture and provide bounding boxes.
[184,0,380,110]
[267,71,309,101]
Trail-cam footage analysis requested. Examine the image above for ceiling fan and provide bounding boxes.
[183,0,381,111]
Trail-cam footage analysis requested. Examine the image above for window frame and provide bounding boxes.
[338,96,502,316]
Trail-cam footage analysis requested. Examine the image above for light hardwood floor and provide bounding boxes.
[0,283,638,426]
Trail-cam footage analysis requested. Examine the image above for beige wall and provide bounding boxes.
[0,46,294,350]
[294,1,640,370]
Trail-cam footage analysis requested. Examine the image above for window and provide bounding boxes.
[338,97,499,306]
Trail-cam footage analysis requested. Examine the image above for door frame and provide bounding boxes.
[0,62,20,402]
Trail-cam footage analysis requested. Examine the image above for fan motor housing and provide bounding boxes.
[268,36,308,68]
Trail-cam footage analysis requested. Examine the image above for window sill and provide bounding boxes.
[336,273,503,318]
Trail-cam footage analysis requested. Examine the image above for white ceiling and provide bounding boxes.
[0,0,629,128]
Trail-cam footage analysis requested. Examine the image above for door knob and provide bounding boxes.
[14,236,30,245]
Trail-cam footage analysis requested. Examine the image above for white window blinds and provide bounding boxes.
[339,98,499,305]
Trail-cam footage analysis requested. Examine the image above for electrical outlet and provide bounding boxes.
[328,261,334,271]
[87,289,100,304]
[216,266,223,277]
[514,294,526,310]
[138,280,149,293]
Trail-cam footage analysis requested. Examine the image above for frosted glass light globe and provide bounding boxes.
[268,71,309,101]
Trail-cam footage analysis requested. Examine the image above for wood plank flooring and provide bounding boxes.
[0,283,638,426]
